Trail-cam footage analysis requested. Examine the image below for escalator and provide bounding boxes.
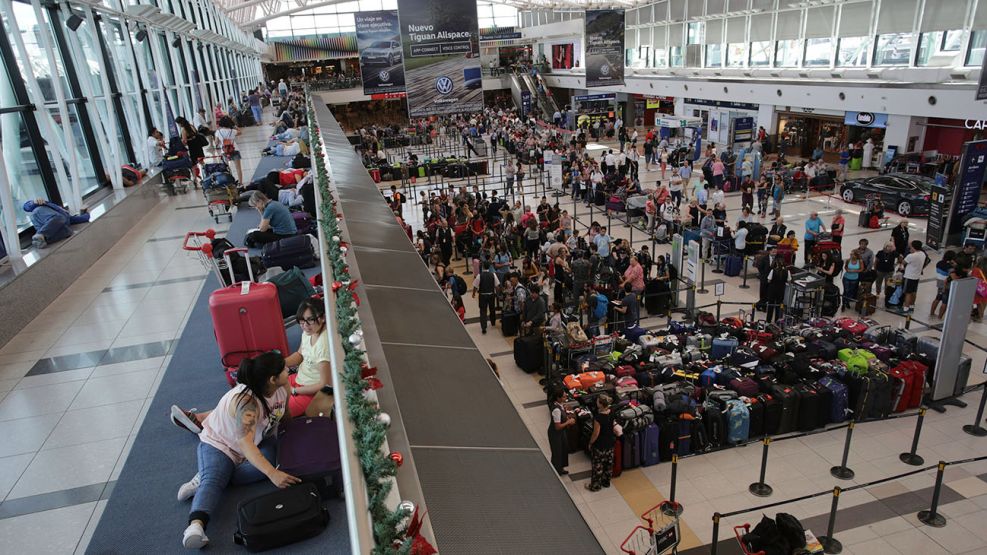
[508,71,531,115]
[520,72,560,119]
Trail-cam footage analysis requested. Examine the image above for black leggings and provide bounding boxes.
[246,229,292,247]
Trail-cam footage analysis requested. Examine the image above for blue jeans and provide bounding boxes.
[251,105,262,123]
[189,438,276,527]
[32,213,71,243]
[842,277,859,308]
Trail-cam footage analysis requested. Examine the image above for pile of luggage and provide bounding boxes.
[543,314,942,469]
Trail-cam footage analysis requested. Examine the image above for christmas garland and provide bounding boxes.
[306,100,430,554]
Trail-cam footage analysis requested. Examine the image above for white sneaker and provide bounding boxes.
[177,473,201,501]
[182,521,209,549]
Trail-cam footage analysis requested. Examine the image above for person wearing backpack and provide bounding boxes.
[215,116,243,185]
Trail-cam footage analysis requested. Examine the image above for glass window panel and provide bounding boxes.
[705,43,722,66]
[837,36,870,66]
[338,13,355,27]
[874,32,913,65]
[313,14,338,28]
[750,41,771,66]
[775,39,801,66]
[336,1,358,11]
[967,30,986,67]
[804,37,832,66]
[8,2,69,104]
[381,0,397,10]
[47,105,100,195]
[670,46,684,66]
[1,112,50,230]
[653,48,668,67]
[687,22,702,45]
[726,43,746,67]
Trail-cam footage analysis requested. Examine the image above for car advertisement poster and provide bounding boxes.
[396,0,482,117]
[585,9,624,88]
[356,11,406,96]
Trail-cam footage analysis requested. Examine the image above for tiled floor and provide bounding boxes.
[0,117,274,554]
[396,137,987,554]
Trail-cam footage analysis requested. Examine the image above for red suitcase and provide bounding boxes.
[892,360,926,410]
[208,248,289,386]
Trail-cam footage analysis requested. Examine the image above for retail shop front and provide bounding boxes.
[682,98,760,150]
[633,95,675,128]
[923,118,985,156]
[775,107,848,163]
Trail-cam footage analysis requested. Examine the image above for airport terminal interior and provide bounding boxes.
[2,0,987,553]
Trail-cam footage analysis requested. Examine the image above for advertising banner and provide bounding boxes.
[479,27,521,41]
[552,43,574,69]
[926,173,950,250]
[584,9,624,88]
[733,116,754,143]
[396,0,482,117]
[978,52,987,101]
[356,11,406,96]
[520,90,532,118]
[948,140,987,237]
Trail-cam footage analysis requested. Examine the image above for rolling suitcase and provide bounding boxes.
[794,384,821,431]
[724,255,743,277]
[711,336,739,359]
[623,430,641,470]
[916,336,940,361]
[771,385,800,434]
[501,309,520,337]
[234,484,329,552]
[261,235,317,270]
[817,377,849,423]
[676,418,692,455]
[746,396,765,438]
[513,335,544,374]
[612,437,623,478]
[277,416,342,499]
[759,394,783,435]
[209,249,289,386]
[724,399,750,445]
[641,423,661,466]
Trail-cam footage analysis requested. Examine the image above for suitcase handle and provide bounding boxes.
[223,248,254,284]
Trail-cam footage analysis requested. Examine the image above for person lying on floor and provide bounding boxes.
[244,191,297,247]
[240,170,281,203]
[23,198,90,249]
[261,139,303,158]
[172,352,298,550]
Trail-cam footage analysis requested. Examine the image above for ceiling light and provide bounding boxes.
[135,28,147,42]
[66,14,84,31]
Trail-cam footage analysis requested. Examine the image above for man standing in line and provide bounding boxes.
[472,262,500,334]
[901,240,927,314]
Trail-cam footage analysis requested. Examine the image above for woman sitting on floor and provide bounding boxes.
[283,298,333,417]
[172,351,298,549]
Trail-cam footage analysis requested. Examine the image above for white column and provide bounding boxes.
[884,114,926,154]
[0,151,22,261]
[756,103,777,139]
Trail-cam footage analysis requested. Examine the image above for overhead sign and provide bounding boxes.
[355,11,405,96]
[684,98,759,111]
[733,116,755,143]
[573,93,616,102]
[396,0,482,117]
[370,92,407,100]
[844,111,888,128]
[584,9,625,88]
[657,116,702,129]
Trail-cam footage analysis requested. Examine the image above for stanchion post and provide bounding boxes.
[830,420,856,480]
[917,461,948,527]
[716,299,722,321]
[660,454,684,517]
[739,255,750,289]
[962,385,987,437]
[817,487,843,554]
[900,407,927,465]
[748,437,773,496]
[905,314,912,330]
[710,512,721,555]
[697,259,709,294]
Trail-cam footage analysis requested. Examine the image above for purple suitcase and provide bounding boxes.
[291,212,315,235]
[277,416,342,498]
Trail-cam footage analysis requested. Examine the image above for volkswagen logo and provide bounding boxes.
[435,76,454,95]
[599,63,610,76]
[378,70,390,82]
[855,112,875,125]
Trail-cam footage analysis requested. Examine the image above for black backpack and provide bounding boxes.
[775,512,806,550]
[292,153,311,169]
[452,275,468,297]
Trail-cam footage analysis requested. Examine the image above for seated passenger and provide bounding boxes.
[244,191,297,247]
[172,352,298,549]
[283,298,333,417]
[23,198,91,249]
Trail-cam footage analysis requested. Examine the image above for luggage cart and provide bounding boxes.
[620,504,681,554]
[200,155,236,223]
[182,229,226,283]
[733,523,766,555]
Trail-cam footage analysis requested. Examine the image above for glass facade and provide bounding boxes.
[0,0,260,234]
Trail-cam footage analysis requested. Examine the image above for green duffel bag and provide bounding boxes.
[266,267,316,319]
[838,348,869,375]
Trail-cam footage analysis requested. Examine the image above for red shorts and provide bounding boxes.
[288,373,314,416]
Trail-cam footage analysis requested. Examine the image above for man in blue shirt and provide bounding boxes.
[803,211,826,266]
[246,191,297,247]
[594,227,611,258]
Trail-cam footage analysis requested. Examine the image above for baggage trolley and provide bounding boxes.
[200,155,236,223]
[182,229,228,283]
[163,167,193,194]
[620,504,680,554]
[733,523,767,555]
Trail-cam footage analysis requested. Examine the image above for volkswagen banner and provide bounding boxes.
[356,11,406,96]
[585,9,624,88]
[397,0,482,117]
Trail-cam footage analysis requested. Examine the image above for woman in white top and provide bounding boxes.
[172,352,298,549]
[214,115,243,185]
[284,298,332,416]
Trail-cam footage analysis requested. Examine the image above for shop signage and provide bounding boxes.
[657,117,692,128]
[684,98,758,111]
[844,111,888,128]
[965,120,987,129]
[574,93,616,102]
[479,27,521,41]
[926,173,950,250]
[370,92,407,100]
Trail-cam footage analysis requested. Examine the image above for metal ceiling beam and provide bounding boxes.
[242,0,351,28]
